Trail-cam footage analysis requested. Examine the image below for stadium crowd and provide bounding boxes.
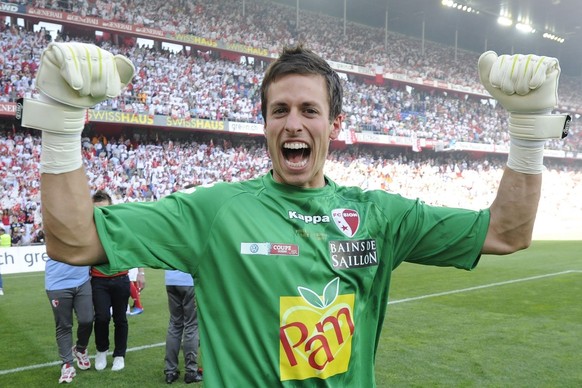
[1,0,581,244]
[1,1,581,152]
[1,125,581,244]
[23,0,582,100]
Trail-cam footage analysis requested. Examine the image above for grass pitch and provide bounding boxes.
[0,241,580,387]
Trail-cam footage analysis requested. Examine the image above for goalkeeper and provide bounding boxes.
[23,43,569,387]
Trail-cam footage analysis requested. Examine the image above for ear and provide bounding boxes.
[329,114,343,140]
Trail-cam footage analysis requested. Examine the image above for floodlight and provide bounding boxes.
[497,16,512,26]
[543,32,566,43]
[516,22,534,33]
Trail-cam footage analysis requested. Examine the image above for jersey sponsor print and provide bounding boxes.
[271,207,374,380]
[332,208,360,238]
[279,278,355,381]
[240,242,299,255]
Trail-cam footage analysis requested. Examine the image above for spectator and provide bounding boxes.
[1,209,10,233]
[10,227,23,246]
[0,228,9,295]
[127,267,145,315]
[164,270,202,384]
[45,258,93,383]
[90,190,132,372]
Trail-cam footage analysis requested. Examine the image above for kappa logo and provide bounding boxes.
[288,211,330,225]
[332,209,360,238]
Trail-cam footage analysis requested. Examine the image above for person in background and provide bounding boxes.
[9,213,23,241]
[1,209,10,233]
[0,228,11,295]
[10,227,23,246]
[32,224,45,245]
[19,227,33,246]
[127,267,145,315]
[91,190,139,372]
[45,259,93,383]
[164,269,203,384]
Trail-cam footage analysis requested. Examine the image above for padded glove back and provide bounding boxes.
[478,51,569,141]
[36,42,135,109]
[478,51,559,114]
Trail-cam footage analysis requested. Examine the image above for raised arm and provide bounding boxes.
[483,168,541,254]
[477,52,570,254]
[41,168,105,265]
[21,43,135,265]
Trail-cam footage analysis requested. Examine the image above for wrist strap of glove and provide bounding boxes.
[40,131,83,174]
[18,96,86,134]
[507,138,546,175]
[16,96,86,174]
[509,113,571,140]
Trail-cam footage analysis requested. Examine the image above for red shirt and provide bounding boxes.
[91,268,128,278]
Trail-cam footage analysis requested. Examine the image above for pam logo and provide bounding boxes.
[279,278,355,381]
[332,209,360,238]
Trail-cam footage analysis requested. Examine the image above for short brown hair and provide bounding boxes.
[92,190,112,205]
[260,44,343,124]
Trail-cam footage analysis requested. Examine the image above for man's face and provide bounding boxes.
[264,74,342,188]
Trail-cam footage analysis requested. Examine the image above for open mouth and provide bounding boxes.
[282,142,311,168]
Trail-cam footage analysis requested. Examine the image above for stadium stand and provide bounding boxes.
[0,0,581,241]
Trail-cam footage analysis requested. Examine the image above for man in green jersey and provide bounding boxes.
[22,42,569,386]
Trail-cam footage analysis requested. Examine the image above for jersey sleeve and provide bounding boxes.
[93,187,221,275]
[378,193,489,270]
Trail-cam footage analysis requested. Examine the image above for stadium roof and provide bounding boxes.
[272,0,582,77]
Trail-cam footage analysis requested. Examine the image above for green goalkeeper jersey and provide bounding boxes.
[95,172,488,387]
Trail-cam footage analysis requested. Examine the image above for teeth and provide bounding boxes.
[286,159,308,168]
[283,142,309,149]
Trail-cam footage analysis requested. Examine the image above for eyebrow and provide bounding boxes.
[269,101,322,110]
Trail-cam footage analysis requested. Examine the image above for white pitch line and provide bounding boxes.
[388,270,580,305]
[0,342,165,375]
[2,270,580,376]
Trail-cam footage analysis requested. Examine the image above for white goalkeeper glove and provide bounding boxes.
[20,42,135,174]
[478,51,570,174]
